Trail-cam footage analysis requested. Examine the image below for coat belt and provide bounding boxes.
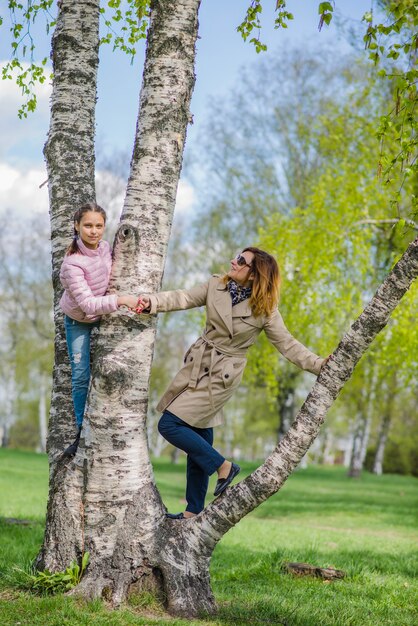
[188,335,246,409]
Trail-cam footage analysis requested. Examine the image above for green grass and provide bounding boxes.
[0,449,417,625]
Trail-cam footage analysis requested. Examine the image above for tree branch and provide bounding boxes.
[351,218,418,231]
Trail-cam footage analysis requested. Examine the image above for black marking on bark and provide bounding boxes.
[110,436,126,451]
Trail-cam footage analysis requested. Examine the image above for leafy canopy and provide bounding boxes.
[0,0,150,118]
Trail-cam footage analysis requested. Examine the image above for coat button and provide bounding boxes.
[224,374,229,379]
[204,367,209,372]
[190,357,193,361]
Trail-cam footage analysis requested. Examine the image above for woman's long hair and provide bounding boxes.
[244,247,280,317]
[66,203,107,255]
[225,247,280,317]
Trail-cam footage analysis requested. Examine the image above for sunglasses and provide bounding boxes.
[235,254,252,269]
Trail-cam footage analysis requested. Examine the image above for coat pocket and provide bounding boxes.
[221,361,235,388]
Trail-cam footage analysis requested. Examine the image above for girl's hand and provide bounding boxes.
[117,295,140,309]
[135,295,151,314]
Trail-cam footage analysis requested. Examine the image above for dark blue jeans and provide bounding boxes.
[64,315,99,429]
[158,410,225,514]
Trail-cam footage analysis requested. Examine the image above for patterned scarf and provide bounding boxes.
[227,279,252,306]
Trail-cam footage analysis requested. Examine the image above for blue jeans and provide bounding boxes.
[158,410,225,514]
[64,315,99,429]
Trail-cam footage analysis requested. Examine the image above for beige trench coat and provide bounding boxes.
[149,275,324,429]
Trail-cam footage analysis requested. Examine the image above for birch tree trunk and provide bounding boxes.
[373,413,391,475]
[348,365,376,477]
[276,372,298,441]
[277,388,296,440]
[72,0,207,612]
[373,374,396,475]
[37,0,100,570]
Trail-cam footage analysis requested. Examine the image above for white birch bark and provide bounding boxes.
[360,411,372,466]
[348,365,376,477]
[276,371,298,441]
[373,374,396,474]
[348,412,364,477]
[373,414,391,475]
[37,0,100,570]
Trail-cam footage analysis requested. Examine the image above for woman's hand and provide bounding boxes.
[135,295,151,314]
[117,295,140,309]
[321,354,333,368]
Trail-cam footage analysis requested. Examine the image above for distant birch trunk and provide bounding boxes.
[277,372,298,442]
[347,365,376,478]
[37,0,100,570]
[373,373,396,475]
[373,414,391,475]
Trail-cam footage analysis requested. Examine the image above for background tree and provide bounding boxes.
[0,212,53,450]
[188,42,417,476]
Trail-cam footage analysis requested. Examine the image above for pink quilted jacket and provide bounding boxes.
[60,238,118,323]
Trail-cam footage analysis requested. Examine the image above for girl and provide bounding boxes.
[136,247,327,518]
[60,203,138,456]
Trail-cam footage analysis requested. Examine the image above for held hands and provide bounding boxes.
[117,294,151,313]
[117,295,139,310]
[134,295,150,314]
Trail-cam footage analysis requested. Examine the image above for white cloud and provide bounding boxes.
[175,179,196,216]
[0,162,49,216]
[0,60,51,163]
[0,164,198,223]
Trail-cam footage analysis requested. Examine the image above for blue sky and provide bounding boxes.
[0,0,372,215]
[97,0,371,153]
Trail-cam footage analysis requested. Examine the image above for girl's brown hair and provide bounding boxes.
[66,202,107,255]
[242,247,281,317]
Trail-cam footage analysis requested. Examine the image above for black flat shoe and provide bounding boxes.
[165,512,185,520]
[214,463,241,497]
[63,428,81,457]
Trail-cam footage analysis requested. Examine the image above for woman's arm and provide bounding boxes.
[264,309,325,375]
[137,281,209,314]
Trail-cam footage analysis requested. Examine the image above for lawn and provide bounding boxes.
[0,449,417,625]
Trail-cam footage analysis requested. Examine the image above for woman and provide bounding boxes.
[137,247,326,518]
[60,203,138,456]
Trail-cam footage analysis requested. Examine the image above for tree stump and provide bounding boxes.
[2,517,33,526]
[283,562,345,580]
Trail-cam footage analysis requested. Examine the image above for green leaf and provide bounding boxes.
[318,2,333,14]
[81,552,90,572]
